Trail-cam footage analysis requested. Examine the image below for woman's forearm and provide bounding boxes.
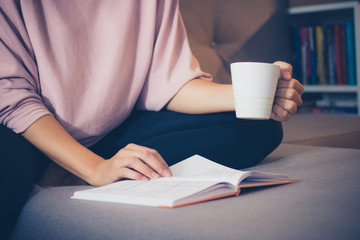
[166,79,235,114]
[22,115,103,184]
[21,115,171,186]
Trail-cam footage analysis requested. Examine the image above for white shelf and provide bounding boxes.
[289,1,358,14]
[304,85,358,93]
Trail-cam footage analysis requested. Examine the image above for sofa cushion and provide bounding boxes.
[282,114,360,149]
[12,144,360,240]
[180,0,292,83]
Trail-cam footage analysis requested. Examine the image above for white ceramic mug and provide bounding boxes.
[230,62,280,119]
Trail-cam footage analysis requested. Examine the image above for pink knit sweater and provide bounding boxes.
[0,0,211,146]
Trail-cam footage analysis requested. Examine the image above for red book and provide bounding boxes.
[306,27,312,82]
[339,24,348,85]
[300,27,308,84]
[334,24,342,85]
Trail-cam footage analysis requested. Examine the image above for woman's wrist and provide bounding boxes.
[72,150,105,185]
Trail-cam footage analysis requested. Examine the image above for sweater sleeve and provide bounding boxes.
[135,0,212,111]
[0,1,52,133]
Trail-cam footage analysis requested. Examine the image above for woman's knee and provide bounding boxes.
[239,119,282,167]
[210,118,283,169]
[251,119,283,156]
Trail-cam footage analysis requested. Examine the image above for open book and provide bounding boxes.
[71,155,292,208]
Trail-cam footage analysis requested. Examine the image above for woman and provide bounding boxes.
[0,0,303,238]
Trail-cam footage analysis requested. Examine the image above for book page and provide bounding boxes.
[168,155,244,186]
[72,180,235,207]
[168,155,289,186]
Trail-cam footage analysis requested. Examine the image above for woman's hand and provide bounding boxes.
[271,61,304,121]
[90,143,172,186]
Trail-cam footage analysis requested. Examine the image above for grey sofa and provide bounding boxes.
[12,141,360,240]
[11,1,360,239]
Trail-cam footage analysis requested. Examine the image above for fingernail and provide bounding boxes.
[163,169,171,177]
[152,172,160,179]
[287,72,291,78]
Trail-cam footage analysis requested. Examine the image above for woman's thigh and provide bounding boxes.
[91,110,283,168]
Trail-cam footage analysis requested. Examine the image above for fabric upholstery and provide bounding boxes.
[282,114,360,149]
[180,0,292,83]
[12,144,360,240]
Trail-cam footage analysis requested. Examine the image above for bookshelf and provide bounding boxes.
[288,1,360,114]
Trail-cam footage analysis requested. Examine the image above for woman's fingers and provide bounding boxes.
[108,143,172,182]
[271,102,293,122]
[277,78,305,95]
[275,88,303,107]
[271,91,300,122]
[273,61,293,80]
[126,143,169,167]
[275,97,297,114]
[118,156,159,180]
[272,73,304,122]
[124,143,171,177]
[270,62,304,122]
[116,167,150,181]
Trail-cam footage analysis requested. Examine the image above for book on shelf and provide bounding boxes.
[340,24,348,85]
[326,25,336,85]
[334,24,343,85]
[71,155,292,208]
[293,27,302,82]
[345,21,357,86]
[291,21,356,86]
[299,27,308,84]
[309,26,317,85]
[315,26,326,85]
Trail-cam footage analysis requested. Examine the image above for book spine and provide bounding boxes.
[309,26,317,85]
[346,21,357,86]
[294,28,302,82]
[300,27,308,85]
[327,25,336,85]
[306,27,312,84]
[316,26,326,85]
[340,24,348,85]
[334,24,342,85]
[323,24,329,85]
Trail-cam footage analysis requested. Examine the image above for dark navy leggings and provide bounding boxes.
[91,110,283,168]
[0,110,283,238]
